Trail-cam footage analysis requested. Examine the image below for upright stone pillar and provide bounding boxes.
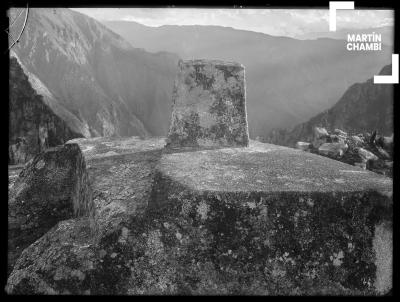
[166,59,249,150]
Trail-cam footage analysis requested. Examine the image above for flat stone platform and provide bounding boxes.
[7,137,393,295]
[68,136,166,160]
[150,141,392,294]
[158,141,392,194]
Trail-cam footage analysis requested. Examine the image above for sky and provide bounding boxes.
[71,8,394,38]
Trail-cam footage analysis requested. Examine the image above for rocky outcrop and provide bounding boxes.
[295,127,393,177]
[264,65,393,147]
[148,142,392,295]
[7,137,392,295]
[295,142,311,151]
[7,137,165,294]
[166,60,249,150]
[8,143,93,275]
[9,57,83,164]
[318,142,348,158]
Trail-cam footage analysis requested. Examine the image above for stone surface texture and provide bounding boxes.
[6,137,392,295]
[7,137,165,294]
[9,56,83,165]
[296,128,393,177]
[8,144,93,275]
[166,60,249,150]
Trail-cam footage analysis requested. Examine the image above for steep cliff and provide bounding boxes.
[264,65,393,147]
[9,8,179,138]
[9,57,83,164]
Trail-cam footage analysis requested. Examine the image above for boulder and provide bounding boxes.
[356,147,379,162]
[166,59,249,150]
[367,160,393,178]
[318,142,348,158]
[312,127,329,148]
[7,137,166,294]
[348,135,365,148]
[354,162,367,170]
[334,129,347,137]
[299,128,393,178]
[295,142,311,151]
[314,127,329,138]
[374,147,391,160]
[8,143,93,275]
[329,134,346,144]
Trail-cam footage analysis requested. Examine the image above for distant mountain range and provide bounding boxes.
[10,8,179,139]
[295,26,393,47]
[103,20,392,137]
[9,8,393,155]
[263,65,393,147]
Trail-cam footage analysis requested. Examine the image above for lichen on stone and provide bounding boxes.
[166,59,249,150]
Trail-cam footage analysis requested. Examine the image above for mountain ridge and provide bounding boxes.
[103,20,392,137]
[10,50,91,138]
[9,56,84,164]
[10,8,180,139]
[263,64,393,147]
[296,26,393,47]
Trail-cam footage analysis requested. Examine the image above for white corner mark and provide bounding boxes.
[329,1,354,32]
[374,54,399,84]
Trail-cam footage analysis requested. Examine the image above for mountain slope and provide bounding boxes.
[11,51,91,137]
[263,65,393,147]
[295,26,393,47]
[10,8,179,137]
[104,21,392,137]
[9,56,83,164]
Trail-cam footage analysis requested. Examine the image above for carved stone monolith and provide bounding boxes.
[166,59,249,149]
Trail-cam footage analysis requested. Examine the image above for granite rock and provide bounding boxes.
[297,128,393,177]
[318,142,348,158]
[166,60,249,150]
[295,142,311,151]
[9,57,83,164]
[6,138,392,295]
[7,137,165,294]
[8,143,93,275]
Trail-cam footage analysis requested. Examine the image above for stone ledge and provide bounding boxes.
[7,137,166,294]
[158,141,392,195]
[180,59,244,69]
[7,137,393,295]
[149,140,392,294]
[67,136,166,160]
[7,143,93,275]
